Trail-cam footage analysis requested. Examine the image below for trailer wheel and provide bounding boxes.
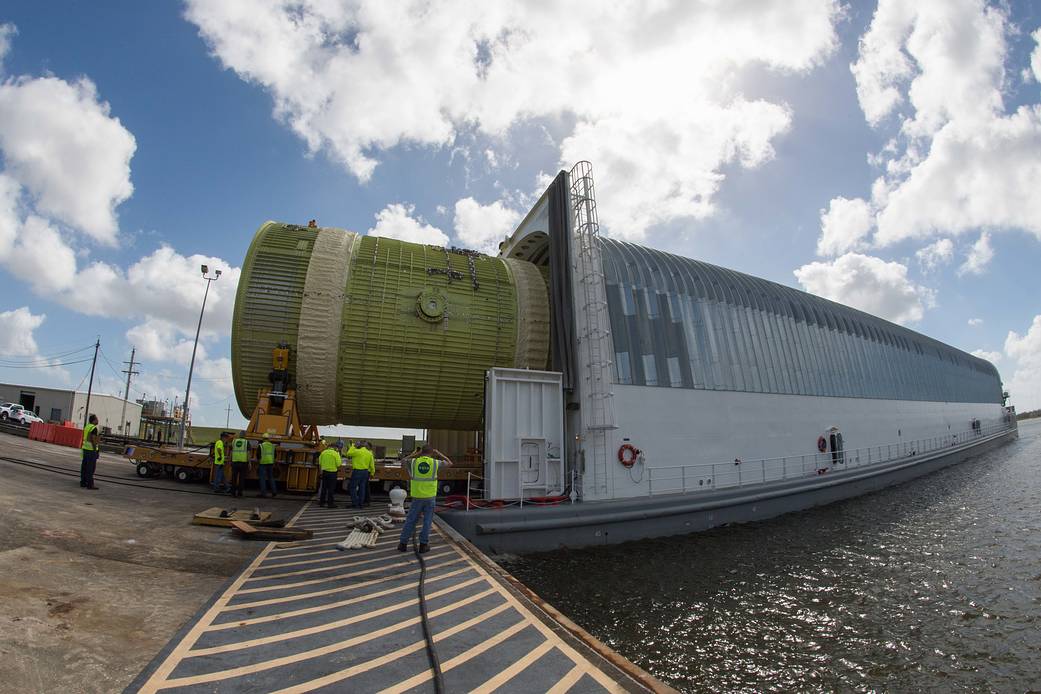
[192,469,207,482]
[175,467,191,483]
[440,481,453,495]
[136,462,151,478]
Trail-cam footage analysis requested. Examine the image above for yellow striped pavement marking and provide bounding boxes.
[469,640,556,694]
[376,619,531,694]
[266,604,518,694]
[221,557,466,611]
[157,599,512,688]
[244,547,452,582]
[547,665,587,694]
[208,574,482,631]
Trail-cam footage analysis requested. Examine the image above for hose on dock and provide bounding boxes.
[413,526,445,694]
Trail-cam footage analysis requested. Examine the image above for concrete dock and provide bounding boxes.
[128,504,662,693]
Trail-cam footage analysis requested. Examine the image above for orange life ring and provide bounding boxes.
[618,444,640,468]
[817,436,827,453]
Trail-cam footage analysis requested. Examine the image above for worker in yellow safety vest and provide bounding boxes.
[397,445,453,553]
[346,441,375,509]
[80,414,100,490]
[317,440,344,508]
[257,433,277,498]
[229,431,250,498]
[211,432,231,493]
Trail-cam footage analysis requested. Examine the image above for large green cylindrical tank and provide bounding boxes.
[232,222,550,429]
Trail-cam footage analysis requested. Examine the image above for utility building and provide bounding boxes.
[0,382,142,435]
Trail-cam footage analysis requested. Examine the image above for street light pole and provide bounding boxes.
[178,265,221,448]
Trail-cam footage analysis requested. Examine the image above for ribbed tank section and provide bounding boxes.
[232,222,549,429]
[232,222,318,419]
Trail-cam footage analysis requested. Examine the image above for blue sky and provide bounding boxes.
[0,0,1039,428]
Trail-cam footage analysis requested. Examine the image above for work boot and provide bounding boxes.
[418,543,429,554]
[327,503,337,509]
[318,501,326,508]
[87,486,100,490]
[397,543,408,552]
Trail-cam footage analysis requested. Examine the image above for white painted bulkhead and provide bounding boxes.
[582,386,1007,501]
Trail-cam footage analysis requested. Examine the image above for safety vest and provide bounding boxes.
[82,423,97,451]
[318,448,342,473]
[348,446,375,474]
[213,439,225,466]
[231,437,249,462]
[410,456,439,499]
[260,440,275,465]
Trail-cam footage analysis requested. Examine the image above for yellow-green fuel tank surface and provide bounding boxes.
[232,222,550,429]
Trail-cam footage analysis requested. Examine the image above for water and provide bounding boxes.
[505,420,1041,692]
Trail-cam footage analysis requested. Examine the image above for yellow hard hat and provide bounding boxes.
[263,432,271,439]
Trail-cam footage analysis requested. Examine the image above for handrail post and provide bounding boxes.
[466,471,471,510]
[681,466,686,493]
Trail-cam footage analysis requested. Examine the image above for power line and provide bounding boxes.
[0,358,95,369]
[0,344,94,364]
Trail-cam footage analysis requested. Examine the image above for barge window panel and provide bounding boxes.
[615,351,633,385]
[642,354,658,386]
[667,356,682,387]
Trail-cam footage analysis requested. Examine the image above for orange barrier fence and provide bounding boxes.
[29,422,84,448]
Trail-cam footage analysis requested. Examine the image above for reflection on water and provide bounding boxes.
[504,420,1041,692]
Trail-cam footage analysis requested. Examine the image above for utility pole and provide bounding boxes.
[225,403,232,428]
[120,348,139,439]
[82,339,100,428]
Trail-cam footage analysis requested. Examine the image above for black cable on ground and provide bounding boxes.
[413,526,445,694]
[0,456,253,498]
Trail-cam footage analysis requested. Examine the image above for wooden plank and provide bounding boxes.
[230,521,313,541]
[192,508,283,528]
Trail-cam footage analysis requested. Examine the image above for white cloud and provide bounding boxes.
[970,348,1001,363]
[368,203,448,246]
[0,306,44,356]
[821,1,1041,252]
[126,318,206,365]
[5,215,77,294]
[185,0,841,239]
[0,75,135,243]
[1031,28,1041,83]
[0,23,15,70]
[958,231,994,276]
[817,196,873,256]
[1004,315,1041,411]
[452,197,521,254]
[915,237,954,271]
[968,317,983,326]
[793,252,936,325]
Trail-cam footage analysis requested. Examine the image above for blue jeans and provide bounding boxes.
[212,464,228,491]
[398,497,436,546]
[349,469,370,508]
[258,464,276,496]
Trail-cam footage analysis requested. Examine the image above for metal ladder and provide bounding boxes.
[569,161,616,499]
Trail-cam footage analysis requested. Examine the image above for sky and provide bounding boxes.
[0,0,1039,431]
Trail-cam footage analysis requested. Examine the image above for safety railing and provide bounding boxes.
[646,420,1017,496]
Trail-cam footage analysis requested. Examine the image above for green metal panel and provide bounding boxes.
[231,222,318,418]
[232,223,546,430]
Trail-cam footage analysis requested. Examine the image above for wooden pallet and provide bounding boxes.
[229,521,313,541]
[192,507,285,528]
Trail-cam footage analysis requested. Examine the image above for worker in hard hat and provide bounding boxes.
[229,430,251,497]
[397,445,453,553]
[345,440,375,509]
[211,431,230,493]
[317,440,343,508]
[257,433,277,498]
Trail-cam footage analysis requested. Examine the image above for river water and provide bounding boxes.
[504,419,1041,692]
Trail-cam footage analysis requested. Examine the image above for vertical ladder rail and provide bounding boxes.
[569,161,616,499]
